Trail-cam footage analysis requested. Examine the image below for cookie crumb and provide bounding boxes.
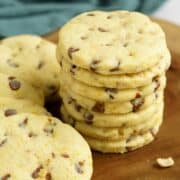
[156,157,174,168]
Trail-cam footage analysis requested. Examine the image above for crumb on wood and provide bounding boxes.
[156,157,174,168]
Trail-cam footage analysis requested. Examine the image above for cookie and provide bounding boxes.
[61,105,163,141]
[0,113,92,179]
[58,11,170,75]
[0,35,60,98]
[60,87,163,114]
[57,46,170,89]
[62,97,163,127]
[0,97,49,116]
[0,73,44,105]
[61,71,166,102]
[85,129,159,153]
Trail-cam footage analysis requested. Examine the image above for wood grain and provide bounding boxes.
[44,18,180,179]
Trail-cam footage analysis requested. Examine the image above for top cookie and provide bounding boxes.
[58,11,170,74]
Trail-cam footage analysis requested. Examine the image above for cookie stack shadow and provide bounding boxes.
[57,11,171,153]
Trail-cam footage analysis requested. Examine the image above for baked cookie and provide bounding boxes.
[58,11,170,75]
[60,87,163,114]
[85,129,159,153]
[57,47,170,89]
[62,99,163,127]
[61,105,163,141]
[0,97,49,116]
[0,113,92,179]
[0,35,60,98]
[61,71,166,102]
[0,73,44,105]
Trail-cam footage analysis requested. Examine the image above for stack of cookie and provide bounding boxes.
[58,11,171,153]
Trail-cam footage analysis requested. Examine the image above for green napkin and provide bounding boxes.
[0,0,166,37]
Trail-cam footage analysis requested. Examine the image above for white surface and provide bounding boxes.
[153,0,180,25]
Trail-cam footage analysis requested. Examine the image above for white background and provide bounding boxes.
[152,0,180,25]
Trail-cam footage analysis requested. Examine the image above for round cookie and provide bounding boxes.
[60,87,163,114]
[62,97,164,127]
[0,97,49,116]
[0,35,60,98]
[85,129,159,153]
[57,48,170,89]
[61,71,166,102]
[61,105,163,141]
[58,11,170,75]
[0,73,44,105]
[0,113,92,179]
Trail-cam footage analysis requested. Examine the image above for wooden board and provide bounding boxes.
[44,18,180,179]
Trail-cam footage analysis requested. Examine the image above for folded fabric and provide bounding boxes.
[0,0,166,37]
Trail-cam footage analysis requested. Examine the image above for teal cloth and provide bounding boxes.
[0,0,166,37]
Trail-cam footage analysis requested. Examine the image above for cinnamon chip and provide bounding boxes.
[74,103,82,112]
[1,174,11,180]
[70,64,77,75]
[61,153,70,158]
[68,47,80,59]
[84,112,94,124]
[28,132,37,138]
[130,93,144,112]
[0,139,7,147]
[7,59,19,68]
[4,109,17,117]
[109,62,120,72]
[31,165,43,178]
[9,79,21,90]
[43,127,54,135]
[90,60,100,71]
[75,162,83,174]
[45,172,52,180]
[152,76,160,92]
[37,61,45,69]
[87,13,95,16]
[98,27,109,32]
[18,118,28,127]
[92,102,105,113]
[105,88,118,99]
